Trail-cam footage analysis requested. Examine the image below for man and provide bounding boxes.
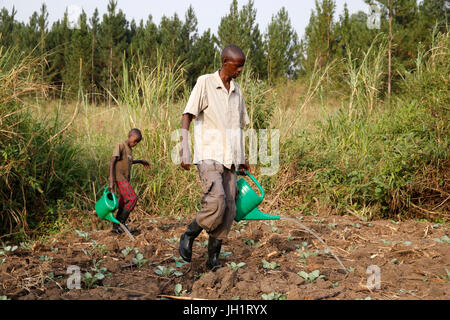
[178,45,251,271]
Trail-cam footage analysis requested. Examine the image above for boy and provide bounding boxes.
[109,128,150,235]
[178,45,251,271]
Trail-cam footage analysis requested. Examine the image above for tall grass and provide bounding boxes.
[0,46,91,239]
[290,32,449,220]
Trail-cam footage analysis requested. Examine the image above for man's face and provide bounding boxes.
[223,56,245,79]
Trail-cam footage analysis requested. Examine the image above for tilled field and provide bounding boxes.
[1,212,449,300]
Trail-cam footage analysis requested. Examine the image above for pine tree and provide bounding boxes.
[302,0,337,72]
[98,0,128,105]
[217,0,266,78]
[0,7,17,47]
[64,11,91,96]
[189,29,217,86]
[90,8,100,102]
[265,7,300,81]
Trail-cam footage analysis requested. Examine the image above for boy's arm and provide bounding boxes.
[132,160,150,168]
[180,113,193,170]
[109,157,118,190]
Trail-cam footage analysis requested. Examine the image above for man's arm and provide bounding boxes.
[109,157,118,190]
[180,113,193,170]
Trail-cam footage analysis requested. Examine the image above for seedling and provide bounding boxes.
[82,272,105,289]
[351,223,361,229]
[39,255,53,261]
[403,241,412,246]
[433,235,450,244]
[91,240,108,255]
[242,238,258,246]
[219,250,232,259]
[262,259,280,270]
[287,235,295,241]
[154,266,182,277]
[261,292,286,300]
[297,270,324,283]
[296,249,318,264]
[174,283,187,296]
[132,251,148,268]
[0,258,5,264]
[121,246,134,257]
[0,245,18,255]
[0,296,10,300]
[75,230,89,240]
[439,269,450,282]
[328,223,337,229]
[331,282,339,288]
[271,226,280,233]
[313,219,325,224]
[20,242,31,250]
[165,236,180,244]
[347,267,355,273]
[226,262,246,271]
[173,256,189,268]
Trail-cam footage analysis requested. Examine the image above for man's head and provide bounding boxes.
[127,128,142,148]
[221,45,246,79]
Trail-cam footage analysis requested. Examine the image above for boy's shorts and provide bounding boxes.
[116,180,137,211]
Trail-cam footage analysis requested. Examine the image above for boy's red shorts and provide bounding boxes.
[116,180,137,211]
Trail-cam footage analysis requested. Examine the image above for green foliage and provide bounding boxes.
[154,265,183,277]
[261,259,280,270]
[297,270,324,283]
[226,262,246,271]
[261,292,286,300]
[174,283,187,296]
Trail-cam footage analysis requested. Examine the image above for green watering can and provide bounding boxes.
[235,170,280,222]
[95,187,120,224]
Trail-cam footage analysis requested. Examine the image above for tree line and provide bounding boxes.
[0,0,447,101]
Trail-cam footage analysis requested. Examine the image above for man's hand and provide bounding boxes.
[238,161,251,175]
[180,147,191,170]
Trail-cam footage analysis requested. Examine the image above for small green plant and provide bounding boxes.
[165,236,180,244]
[154,266,182,277]
[0,296,10,300]
[0,258,5,264]
[0,245,18,255]
[226,262,246,271]
[75,230,90,240]
[19,242,31,250]
[132,250,148,268]
[242,238,258,246]
[82,272,105,289]
[287,235,295,241]
[173,256,189,268]
[331,282,339,288]
[39,255,53,261]
[219,250,232,259]
[296,249,319,264]
[328,223,337,229]
[433,235,450,244]
[351,223,361,229]
[297,270,324,283]
[174,283,187,296]
[262,259,280,270]
[261,292,286,300]
[91,240,108,255]
[439,269,450,282]
[121,246,134,257]
[313,219,325,224]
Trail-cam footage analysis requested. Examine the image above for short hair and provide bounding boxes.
[129,128,142,141]
[221,45,246,61]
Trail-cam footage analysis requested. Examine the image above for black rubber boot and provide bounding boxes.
[179,219,203,262]
[113,208,138,235]
[206,236,223,271]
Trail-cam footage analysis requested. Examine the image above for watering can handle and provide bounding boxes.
[104,186,118,210]
[239,170,265,200]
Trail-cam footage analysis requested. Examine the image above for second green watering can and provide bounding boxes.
[95,187,120,224]
[235,170,280,222]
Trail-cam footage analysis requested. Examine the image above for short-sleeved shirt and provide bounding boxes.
[183,71,250,169]
[112,141,133,181]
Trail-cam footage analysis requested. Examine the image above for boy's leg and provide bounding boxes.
[116,180,138,234]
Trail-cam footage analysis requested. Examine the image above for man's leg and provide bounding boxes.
[206,164,237,270]
[179,160,226,263]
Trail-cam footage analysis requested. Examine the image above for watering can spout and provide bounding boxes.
[242,208,280,221]
[234,170,280,222]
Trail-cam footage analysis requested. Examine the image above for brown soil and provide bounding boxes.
[1,212,449,300]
